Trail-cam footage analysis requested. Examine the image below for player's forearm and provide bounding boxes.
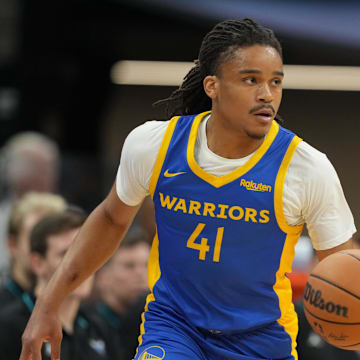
[36,200,135,312]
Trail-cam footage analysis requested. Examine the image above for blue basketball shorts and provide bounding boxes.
[133,303,296,360]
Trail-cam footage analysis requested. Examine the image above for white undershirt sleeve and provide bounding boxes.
[115,120,169,206]
[285,141,356,250]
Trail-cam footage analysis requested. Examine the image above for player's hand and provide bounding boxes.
[19,305,62,360]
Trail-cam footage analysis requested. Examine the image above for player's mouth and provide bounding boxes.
[249,105,275,122]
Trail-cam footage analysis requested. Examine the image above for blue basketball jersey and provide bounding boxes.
[139,111,303,359]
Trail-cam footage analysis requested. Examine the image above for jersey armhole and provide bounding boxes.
[149,116,180,198]
[274,136,304,235]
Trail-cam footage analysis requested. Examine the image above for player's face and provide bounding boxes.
[206,45,283,139]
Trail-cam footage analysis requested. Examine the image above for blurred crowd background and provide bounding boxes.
[0,0,360,359]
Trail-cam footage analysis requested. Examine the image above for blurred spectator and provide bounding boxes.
[0,209,114,360]
[0,192,66,306]
[89,226,150,360]
[0,132,60,276]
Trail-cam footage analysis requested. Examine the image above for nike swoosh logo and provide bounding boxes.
[164,169,186,177]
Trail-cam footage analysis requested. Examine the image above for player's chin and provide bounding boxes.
[245,126,269,140]
[248,119,273,139]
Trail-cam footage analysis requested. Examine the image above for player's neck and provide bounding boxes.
[206,115,265,159]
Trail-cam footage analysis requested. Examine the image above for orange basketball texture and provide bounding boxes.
[303,249,360,350]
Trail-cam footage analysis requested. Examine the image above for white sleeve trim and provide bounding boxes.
[311,227,356,251]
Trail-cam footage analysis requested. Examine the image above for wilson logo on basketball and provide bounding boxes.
[304,282,349,318]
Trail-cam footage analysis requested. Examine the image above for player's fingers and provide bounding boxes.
[50,333,62,360]
[19,344,32,360]
[29,343,42,360]
[20,336,42,360]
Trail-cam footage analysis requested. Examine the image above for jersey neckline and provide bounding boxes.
[187,111,279,188]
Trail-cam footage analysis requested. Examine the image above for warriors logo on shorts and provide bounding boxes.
[140,346,166,359]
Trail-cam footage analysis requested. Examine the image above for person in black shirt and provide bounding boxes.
[0,209,113,360]
[0,293,112,360]
[89,227,150,360]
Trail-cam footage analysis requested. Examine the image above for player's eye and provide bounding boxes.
[272,78,282,86]
[244,77,256,84]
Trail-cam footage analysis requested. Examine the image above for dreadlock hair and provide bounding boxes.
[154,18,283,119]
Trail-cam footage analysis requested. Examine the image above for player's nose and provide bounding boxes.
[256,83,273,103]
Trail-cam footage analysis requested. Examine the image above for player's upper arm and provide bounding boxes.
[101,182,142,230]
[316,238,354,262]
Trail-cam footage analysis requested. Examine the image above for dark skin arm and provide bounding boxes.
[20,184,141,360]
[316,238,354,262]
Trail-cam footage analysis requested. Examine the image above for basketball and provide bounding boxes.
[303,249,360,350]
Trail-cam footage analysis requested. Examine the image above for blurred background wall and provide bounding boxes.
[0,0,359,226]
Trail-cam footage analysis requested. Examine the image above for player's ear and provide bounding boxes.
[203,75,218,99]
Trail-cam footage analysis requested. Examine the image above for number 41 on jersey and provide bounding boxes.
[186,223,224,262]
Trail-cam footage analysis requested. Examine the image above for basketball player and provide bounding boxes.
[20,19,355,360]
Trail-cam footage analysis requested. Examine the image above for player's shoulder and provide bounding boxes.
[292,140,337,181]
[124,120,170,153]
[295,140,328,163]
[126,120,169,142]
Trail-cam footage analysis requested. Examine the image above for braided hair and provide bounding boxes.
[154,19,283,119]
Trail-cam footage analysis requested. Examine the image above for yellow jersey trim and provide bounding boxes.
[274,232,300,360]
[187,112,279,188]
[149,116,180,198]
[273,135,303,360]
[136,232,161,351]
[274,135,303,235]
